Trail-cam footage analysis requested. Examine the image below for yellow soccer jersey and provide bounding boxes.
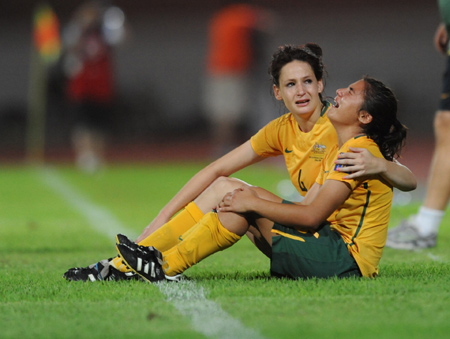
[316,135,393,278]
[251,103,337,196]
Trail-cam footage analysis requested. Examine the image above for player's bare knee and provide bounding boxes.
[211,176,249,197]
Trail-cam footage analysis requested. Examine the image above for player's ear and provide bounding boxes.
[273,85,283,101]
[318,79,324,94]
[358,110,372,125]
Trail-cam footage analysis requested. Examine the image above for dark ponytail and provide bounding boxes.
[360,76,407,161]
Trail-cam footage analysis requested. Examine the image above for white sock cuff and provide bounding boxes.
[415,206,445,236]
[418,206,445,218]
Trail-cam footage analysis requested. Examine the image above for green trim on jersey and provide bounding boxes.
[320,101,331,117]
[350,183,371,245]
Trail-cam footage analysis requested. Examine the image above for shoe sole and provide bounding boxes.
[165,274,182,282]
[385,240,436,251]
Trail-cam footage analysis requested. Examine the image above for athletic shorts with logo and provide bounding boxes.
[270,201,362,279]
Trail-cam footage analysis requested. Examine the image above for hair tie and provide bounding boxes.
[302,47,318,59]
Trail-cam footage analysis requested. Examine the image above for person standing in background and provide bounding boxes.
[386,0,450,250]
[62,1,125,173]
[203,2,274,155]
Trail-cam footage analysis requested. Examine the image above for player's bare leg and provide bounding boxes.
[386,110,450,249]
[423,111,450,210]
[194,176,252,213]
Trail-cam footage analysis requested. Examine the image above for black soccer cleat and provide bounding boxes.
[116,233,148,253]
[63,259,139,282]
[63,266,102,282]
[106,266,140,281]
[115,234,135,247]
[116,234,183,282]
[116,243,165,283]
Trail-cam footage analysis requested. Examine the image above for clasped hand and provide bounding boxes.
[216,186,258,213]
[334,147,383,179]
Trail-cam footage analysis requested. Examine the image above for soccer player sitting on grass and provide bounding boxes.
[64,44,416,282]
[115,76,411,281]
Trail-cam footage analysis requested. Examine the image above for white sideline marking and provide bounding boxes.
[38,167,264,339]
[39,167,137,242]
[158,280,263,339]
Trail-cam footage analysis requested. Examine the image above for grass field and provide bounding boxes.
[1,162,449,338]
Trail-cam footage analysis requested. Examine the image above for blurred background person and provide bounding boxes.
[386,0,450,250]
[203,1,275,156]
[62,0,125,173]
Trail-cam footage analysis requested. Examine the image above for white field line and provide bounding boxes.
[38,167,138,241]
[38,167,265,339]
[158,281,263,339]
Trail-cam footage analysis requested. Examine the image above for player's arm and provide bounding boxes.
[299,181,321,206]
[136,140,264,242]
[218,179,350,231]
[334,147,417,191]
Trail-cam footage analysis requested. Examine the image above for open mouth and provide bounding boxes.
[296,99,309,105]
[332,97,340,108]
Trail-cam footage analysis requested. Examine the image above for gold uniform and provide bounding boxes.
[317,135,393,277]
[251,103,336,196]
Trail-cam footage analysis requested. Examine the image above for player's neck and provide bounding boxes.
[293,106,322,133]
[335,126,364,148]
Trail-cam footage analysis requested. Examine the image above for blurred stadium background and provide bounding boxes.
[0,0,439,181]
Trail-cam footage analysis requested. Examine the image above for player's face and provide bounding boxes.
[328,79,366,126]
[273,60,323,118]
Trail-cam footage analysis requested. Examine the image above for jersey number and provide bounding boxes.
[298,169,308,192]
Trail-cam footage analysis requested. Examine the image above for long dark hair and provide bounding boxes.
[269,43,327,103]
[360,76,407,160]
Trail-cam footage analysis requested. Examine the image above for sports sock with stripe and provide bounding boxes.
[162,211,241,276]
[110,201,204,272]
[137,201,204,251]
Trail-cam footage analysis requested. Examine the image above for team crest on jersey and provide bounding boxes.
[313,142,326,154]
[310,142,327,161]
